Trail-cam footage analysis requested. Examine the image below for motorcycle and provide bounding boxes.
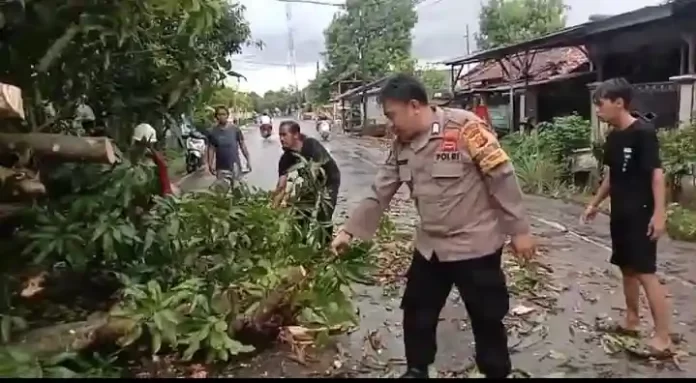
[259,123,272,139]
[318,120,331,142]
[184,130,207,174]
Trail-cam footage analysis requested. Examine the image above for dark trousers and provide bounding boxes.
[401,248,511,378]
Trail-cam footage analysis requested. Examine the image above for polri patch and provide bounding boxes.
[435,151,461,161]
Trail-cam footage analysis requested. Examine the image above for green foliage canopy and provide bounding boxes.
[308,0,417,104]
[0,0,252,141]
[476,0,567,50]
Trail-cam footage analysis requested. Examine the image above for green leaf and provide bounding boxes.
[1,316,11,343]
[182,339,201,361]
[44,366,78,378]
[143,229,155,254]
[150,327,163,354]
[118,324,143,347]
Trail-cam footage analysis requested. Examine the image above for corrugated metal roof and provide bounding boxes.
[457,46,589,91]
[443,0,688,65]
[330,75,391,102]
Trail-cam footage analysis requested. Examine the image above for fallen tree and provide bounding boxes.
[9,266,309,359]
[2,158,375,374]
[0,133,117,165]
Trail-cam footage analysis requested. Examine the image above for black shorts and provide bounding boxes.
[609,213,657,274]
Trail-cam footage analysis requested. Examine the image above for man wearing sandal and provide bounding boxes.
[581,78,672,358]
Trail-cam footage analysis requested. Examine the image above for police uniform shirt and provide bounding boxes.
[343,107,530,262]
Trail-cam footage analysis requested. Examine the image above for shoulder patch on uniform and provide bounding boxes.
[459,121,509,174]
[438,128,459,152]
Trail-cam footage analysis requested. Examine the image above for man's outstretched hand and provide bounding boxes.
[331,229,353,254]
[511,233,536,261]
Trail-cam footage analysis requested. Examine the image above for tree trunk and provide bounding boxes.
[0,133,117,164]
[9,267,308,358]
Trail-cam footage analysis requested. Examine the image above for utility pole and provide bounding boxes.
[358,6,368,132]
[465,24,471,55]
[277,0,345,115]
[284,2,301,115]
[276,0,428,127]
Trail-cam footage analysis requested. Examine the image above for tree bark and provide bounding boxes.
[0,133,117,164]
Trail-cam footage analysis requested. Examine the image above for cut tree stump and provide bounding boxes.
[0,83,24,119]
[0,133,117,164]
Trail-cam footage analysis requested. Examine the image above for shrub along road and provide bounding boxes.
[185,120,696,378]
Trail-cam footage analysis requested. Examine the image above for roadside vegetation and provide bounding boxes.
[0,0,380,377]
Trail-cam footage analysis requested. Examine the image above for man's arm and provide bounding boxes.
[273,155,292,206]
[272,175,288,207]
[459,121,530,236]
[236,126,250,162]
[589,141,612,207]
[640,128,666,217]
[589,169,611,207]
[342,147,402,240]
[205,130,216,170]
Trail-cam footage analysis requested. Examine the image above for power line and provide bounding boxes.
[417,0,446,9]
[232,59,292,67]
[275,0,343,6]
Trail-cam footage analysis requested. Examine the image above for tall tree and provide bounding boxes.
[0,0,252,143]
[476,0,567,50]
[418,66,448,96]
[311,0,417,103]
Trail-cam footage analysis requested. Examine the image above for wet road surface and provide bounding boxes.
[179,119,696,378]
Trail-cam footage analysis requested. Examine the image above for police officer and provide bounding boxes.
[331,74,535,378]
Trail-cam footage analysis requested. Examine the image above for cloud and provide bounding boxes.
[233,0,662,94]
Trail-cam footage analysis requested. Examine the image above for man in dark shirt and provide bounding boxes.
[206,106,251,184]
[581,78,671,356]
[273,120,341,245]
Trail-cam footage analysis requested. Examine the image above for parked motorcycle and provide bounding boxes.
[184,130,207,174]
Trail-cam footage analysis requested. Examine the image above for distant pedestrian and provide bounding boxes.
[581,78,672,357]
[206,106,251,186]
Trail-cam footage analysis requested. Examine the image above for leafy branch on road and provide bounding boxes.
[0,154,378,377]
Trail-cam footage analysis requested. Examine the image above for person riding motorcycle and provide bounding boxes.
[259,112,273,138]
[315,113,330,131]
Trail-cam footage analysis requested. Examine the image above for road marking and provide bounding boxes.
[531,216,612,252]
[532,216,696,288]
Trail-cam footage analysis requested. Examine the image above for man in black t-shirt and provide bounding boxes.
[581,78,672,356]
[273,120,341,245]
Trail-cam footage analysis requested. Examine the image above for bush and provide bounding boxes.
[535,114,592,170]
[502,114,591,194]
[513,152,564,196]
[667,203,696,241]
[658,123,696,202]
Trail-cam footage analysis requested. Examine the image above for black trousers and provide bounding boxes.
[401,248,511,378]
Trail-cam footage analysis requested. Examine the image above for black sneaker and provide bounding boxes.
[400,367,429,378]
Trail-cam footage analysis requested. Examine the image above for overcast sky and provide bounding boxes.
[231,0,662,94]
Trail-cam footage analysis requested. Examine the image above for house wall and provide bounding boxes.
[365,94,387,125]
[585,19,694,141]
[485,93,513,133]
